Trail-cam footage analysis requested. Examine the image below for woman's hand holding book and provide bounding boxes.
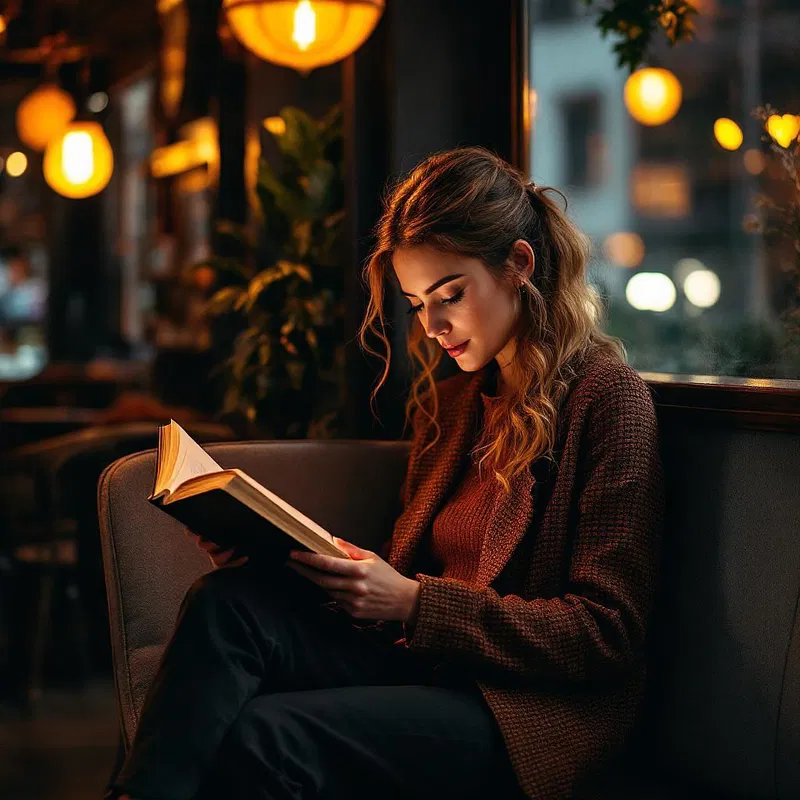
[286,537,421,624]
[184,527,249,569]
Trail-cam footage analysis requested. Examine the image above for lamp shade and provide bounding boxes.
[16,84,77,151]
[623,67,682,127]
[222,0,384,71]
[43,121,114,199]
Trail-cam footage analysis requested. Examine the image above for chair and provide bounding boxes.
[0,421,235,709]
[98,425,800,799]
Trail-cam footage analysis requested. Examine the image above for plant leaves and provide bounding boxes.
[206,287,244,315]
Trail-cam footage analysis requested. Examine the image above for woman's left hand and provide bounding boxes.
[286,538,420,623]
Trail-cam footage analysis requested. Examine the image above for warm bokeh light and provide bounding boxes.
[223,0,385,72]
[16,84,77,151]
[263,116,287,136]
[151,117,219,188]
[293,0,316,49]
[683,268,721,308]
[765,113,800,148]
[674,257,706,288]
[743,148,765,175]
[603,232,645,268]
[0,15,7,35]
[625,272,676,312]
[623,67,682,126]
[6,151,28,177]
[44,122,114,198]
[713,117,743,151]
[631,163,690,218]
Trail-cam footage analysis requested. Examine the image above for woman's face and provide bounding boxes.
[392,242,534,378]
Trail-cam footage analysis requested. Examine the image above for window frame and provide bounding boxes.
[514,0,800,409]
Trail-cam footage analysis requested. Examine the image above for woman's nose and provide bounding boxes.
[423,310,450,339]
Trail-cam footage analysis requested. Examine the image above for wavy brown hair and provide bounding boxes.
[358,146,626,494]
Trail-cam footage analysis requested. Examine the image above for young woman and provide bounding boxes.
[108,147,664,800]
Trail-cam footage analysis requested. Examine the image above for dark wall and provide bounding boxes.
[390,0,518,173]
[344,0,526,439]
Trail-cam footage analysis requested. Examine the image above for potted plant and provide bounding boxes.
[191,104,346,439]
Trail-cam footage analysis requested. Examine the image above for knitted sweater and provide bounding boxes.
[428,391,501,583]
[388,347,665,800]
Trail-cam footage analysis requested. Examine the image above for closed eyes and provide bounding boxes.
[406,288,466,316]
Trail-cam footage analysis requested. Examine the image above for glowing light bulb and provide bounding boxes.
[293,1,317,51]
[713,118,743,151]
[623,68,682,126]
[683,268,721,308]
[625,272,676,312]
[62,132,94,184]
[6,151,28,177]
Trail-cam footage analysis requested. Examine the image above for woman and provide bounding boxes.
[108,147,664,800]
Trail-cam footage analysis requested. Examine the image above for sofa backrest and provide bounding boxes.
[99,424,800,800]
[98,439,410,750]
[636,412,800,800]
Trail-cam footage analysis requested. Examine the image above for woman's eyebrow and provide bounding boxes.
[400,273,464,298]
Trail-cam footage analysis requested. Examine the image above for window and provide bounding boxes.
[560,94,605,188]
[527,1,800,381]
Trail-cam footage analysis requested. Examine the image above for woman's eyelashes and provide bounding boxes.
[406,288,466,316]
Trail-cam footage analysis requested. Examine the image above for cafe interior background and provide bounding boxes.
[0,0,798,797]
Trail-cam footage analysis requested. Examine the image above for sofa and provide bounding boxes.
[98,415,800,798]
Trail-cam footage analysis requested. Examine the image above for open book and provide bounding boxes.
[148,420,349,560]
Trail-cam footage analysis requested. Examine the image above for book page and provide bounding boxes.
[152,420,223,498]
[171,421,223,490]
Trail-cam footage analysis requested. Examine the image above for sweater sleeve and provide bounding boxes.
[401,372,665,686]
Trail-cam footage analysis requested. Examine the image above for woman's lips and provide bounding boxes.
[444,340,469,358]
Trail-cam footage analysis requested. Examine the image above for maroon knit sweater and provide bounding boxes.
[388,347,665,800]
[429,392,501,584]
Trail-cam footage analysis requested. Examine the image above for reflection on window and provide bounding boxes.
[528,0,800,380]
[631,163,690,218]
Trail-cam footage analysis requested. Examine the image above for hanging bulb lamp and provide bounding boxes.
[222,0,384,72]
[16,84,77,151]
[43,121,114,198]
[624,67,682,127]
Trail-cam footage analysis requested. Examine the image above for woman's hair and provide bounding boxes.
[358,146,625,494]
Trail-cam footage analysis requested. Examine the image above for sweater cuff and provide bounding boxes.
[402,573,483,653]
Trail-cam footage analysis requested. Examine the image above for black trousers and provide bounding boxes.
[109,562,521,800]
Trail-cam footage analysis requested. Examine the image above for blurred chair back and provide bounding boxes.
[1,422,235,547]
[98,440,409,750]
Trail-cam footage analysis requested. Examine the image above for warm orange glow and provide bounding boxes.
[713,118,743,151]
[16,84,77,151]
[6,151,28,177]
[624,67,682,126]
[44,122,114,198]
[765,114,800,148]
[631,163,690,218]
[223,0,385,72]
[603,232,645,268]
[150,117,219,185]
[0,15,7,35]
[743,148,765,175]
[263,116,287,135]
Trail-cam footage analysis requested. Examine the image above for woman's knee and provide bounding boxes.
[216,696,310,795]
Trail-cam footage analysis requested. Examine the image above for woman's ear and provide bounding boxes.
[508,239,535,284]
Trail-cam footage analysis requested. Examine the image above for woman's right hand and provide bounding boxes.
[184,528,249,568]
